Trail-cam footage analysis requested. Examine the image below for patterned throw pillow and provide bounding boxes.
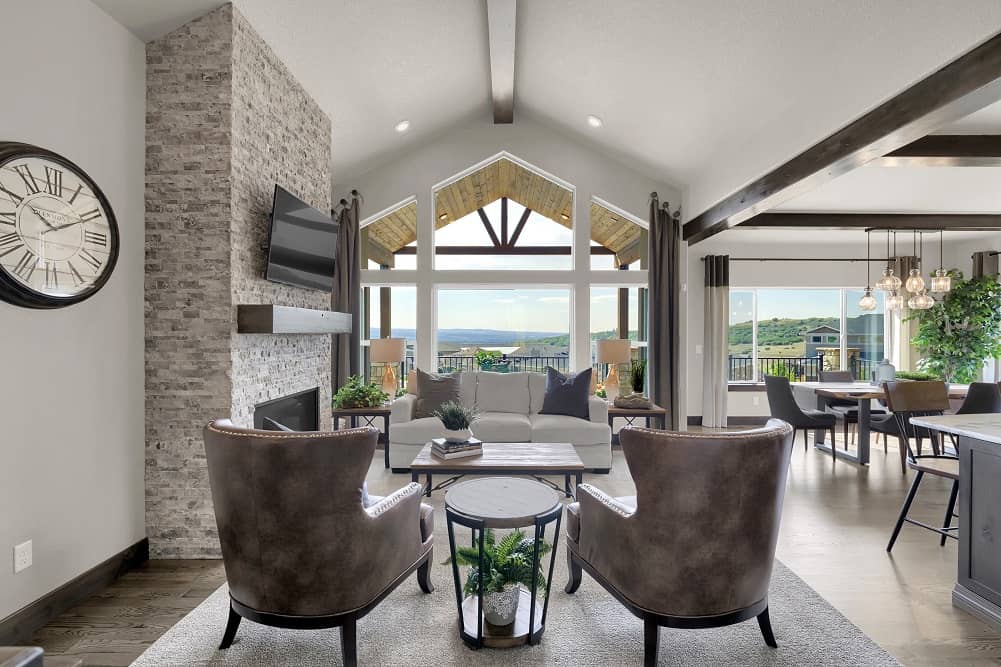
[539,367,592,420]
[414,369,461,419]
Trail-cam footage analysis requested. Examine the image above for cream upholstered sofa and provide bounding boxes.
[389,371,612,472]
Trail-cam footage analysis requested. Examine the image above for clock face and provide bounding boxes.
[0,145,118,308]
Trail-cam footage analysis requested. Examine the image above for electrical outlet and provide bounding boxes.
[13,540,32,573]
[752,395,761,407]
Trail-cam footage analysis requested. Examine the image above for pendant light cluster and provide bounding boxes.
[864,229,951,312]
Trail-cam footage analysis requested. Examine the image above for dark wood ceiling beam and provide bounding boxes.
[740,212,1001,231]
[508,206,532,247]
[486,0,516,123]
[394,245,616,256]
[877,134,1001,166]
[683,32,1001,244]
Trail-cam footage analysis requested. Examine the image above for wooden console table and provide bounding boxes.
[607,403,667,444]
[331,405,392,469]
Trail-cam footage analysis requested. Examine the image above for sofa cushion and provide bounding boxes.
[528,373,547,413]
[476,371,530,413]
[540,367,592,420]
[391,416,446,445]
[530,413,610,446]
[415,369,460,418]
[471,412,532,442]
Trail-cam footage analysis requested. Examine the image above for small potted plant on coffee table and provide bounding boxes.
[434,400,476,443]
[451,529,552,633]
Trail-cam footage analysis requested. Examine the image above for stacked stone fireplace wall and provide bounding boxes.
[145,4,332,558]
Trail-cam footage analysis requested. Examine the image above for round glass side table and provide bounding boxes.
[444,476,563,649]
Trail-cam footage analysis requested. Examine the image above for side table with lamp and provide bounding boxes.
[595,338,631,402]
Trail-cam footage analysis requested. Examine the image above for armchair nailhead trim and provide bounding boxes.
[367,483,423,517]
[579,484,633,518]
[206,422,379,440]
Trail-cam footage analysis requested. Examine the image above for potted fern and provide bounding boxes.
[450,529,552,632]
[433,400,477,443]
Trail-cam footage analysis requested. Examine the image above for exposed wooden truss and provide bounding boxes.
[361,158,647,265]
[683,32,1001,243]
[486,0,517,124]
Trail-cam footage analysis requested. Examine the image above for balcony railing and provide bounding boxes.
[728,354,878,383]
[403,355,572,375]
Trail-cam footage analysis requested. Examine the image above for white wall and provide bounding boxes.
[0,0,145,620]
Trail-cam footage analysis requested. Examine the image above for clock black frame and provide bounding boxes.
[0,141,120,309]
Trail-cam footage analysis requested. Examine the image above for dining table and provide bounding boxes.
[790,382,969,465]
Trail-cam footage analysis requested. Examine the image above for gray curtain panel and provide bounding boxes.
[702,254,729,428]
[647,192,682,429]
[331,191,361,390]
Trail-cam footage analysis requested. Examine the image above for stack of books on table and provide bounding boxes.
[431,437,483,460]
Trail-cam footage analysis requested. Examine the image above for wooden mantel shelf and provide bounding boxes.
[236,305,352,334]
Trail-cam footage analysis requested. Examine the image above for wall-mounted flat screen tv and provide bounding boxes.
[265,185,338,292]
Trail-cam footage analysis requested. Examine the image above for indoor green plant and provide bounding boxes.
[629,359,647,395]
[907,271,1001,383]
[450,528,552,631]
[332,374,389,408]
[433,400,477,442]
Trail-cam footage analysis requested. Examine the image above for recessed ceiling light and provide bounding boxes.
[394,120,411,133]
[586,115,603,128]
[438,212,448,221]
[560,213,570,221]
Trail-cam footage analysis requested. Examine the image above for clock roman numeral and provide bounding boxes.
[78,248,101,270]
[0,211,14,226]
[0,183,23,206]
[67,184,83,205]
[12,249,36,281]
[84,230,107,247]
[0,232,20,251]
[44,166,63,197]
[67,260,84,286]
[13,165,41,194]
[79,209,101,223]
[44,261,58,288]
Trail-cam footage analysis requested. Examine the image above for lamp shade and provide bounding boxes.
[369,337,406,363]
[596,338,631,364]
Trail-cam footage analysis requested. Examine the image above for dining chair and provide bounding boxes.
[883,381,958,552]
[944,382,1001,453]
[818,369,885,449]
[763,375,836,459]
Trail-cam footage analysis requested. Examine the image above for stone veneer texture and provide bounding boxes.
[145,4,332,558]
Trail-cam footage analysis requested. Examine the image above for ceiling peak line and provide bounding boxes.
[486,0,517,124]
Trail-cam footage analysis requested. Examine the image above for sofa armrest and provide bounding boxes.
[588,395,609,424]
[390,394,416,424]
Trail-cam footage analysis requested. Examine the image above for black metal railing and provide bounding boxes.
[728,354,881,383]
[403,355,571,375]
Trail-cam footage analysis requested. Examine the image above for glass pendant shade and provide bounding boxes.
[858,287,877,312]
[886,291,904,310]
[930,268,951,293]
[907,290,935,310]
[904,268,925,293]
[875,267,901,291]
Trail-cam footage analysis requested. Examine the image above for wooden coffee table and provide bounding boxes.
[410,442,584,498]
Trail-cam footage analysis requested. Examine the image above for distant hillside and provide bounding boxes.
[729,313,885,346]
[369,328,566,346]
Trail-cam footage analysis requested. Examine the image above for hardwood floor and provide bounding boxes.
[32,435,1001,666]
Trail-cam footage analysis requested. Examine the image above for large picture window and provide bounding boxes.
[728,288,885,383]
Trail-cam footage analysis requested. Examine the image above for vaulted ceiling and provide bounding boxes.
[96,0,1001,220]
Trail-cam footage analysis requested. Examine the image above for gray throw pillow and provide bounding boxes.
[415,369,461,419]
[540,367,592,420]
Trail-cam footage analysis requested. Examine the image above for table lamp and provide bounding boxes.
[596,339,631,402]
[370,338,406,397]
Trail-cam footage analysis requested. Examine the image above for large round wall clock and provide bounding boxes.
[0,142,119,309]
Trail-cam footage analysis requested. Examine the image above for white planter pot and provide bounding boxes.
[483,585,520,630]
[444,428,472,443]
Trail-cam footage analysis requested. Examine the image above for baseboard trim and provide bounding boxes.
[687,416,770,426]
[0,537,149,645]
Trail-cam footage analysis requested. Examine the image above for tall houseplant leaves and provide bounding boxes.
[907,272,1001,383]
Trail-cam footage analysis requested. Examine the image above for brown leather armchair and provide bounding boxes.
[565,420,794,666]
[203,420,434,666]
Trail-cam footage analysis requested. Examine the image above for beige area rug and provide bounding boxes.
[132,490,900,666]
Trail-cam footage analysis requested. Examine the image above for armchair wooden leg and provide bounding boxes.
[643,617,659,667]
[565,550,583,594]
[888,471,924,552]
[417,551,434,594]
[942,480,960,547]
[219,604,241,650]
[341,618,357,667]
[757,606,778,648]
